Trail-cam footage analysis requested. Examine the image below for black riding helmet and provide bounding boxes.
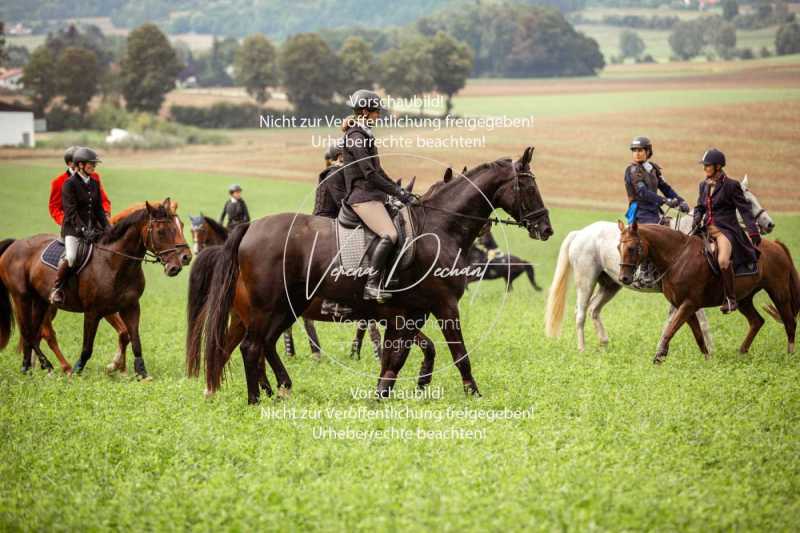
[73,147,101,164]
[630,136,653,158]
[699,148,726,167]
[349,89,383,114]
[64,146,79,164]
[325,140,343,161]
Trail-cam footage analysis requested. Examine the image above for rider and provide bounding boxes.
[219,184,251,230]
[49,147,110,304]
[624,136,689,288]
[313,141,347,218]
[692,148,761,314]
[341,88,415,301]
[49,146,111,226]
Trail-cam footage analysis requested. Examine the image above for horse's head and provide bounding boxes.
[493,146,553,241]
[741,176,775,234]
[145,198,192,276]
[189,214,208,254]
[617,220,645,286]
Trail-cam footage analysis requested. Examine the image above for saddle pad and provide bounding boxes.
[40,239,92,274]
[334,207,416,273]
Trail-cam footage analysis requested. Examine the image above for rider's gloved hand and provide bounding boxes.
[750,232,762,246]
[679,201,690,214]
[395,188,416,205]
[665,197,680,209]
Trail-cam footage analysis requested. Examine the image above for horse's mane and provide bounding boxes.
[102,204,171,244]
[110,200,179,224]
[203,216,229,240]
[423,158,513,200]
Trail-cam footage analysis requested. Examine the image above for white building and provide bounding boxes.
[0,69,24,91]
[0,102,35,147]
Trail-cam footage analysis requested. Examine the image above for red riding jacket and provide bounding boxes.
[49,170,111,225]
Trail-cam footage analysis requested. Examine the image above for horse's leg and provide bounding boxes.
[240,330,265,405]
[416,331,437,390]
[766,289,796,354]
[685,313,710,358]
[369,321,381,359]
[434,304,479,395]
[282,327,295,357]
[376,323,413,397]
[695,309,714,354]
[258,311,295,397]
[12,295,34,372]
[117,303,150,381]
[588,280,621,348]
[654,301,695,364]
[351,320,367,360]
[303,318,321,361]
[105,313,130,375]
[72,312,101,375]
[525,263,541,291]
[256,353,273,397]
[737,296,764,355]
[574,270,597,353]
[40,308,72,373]
[29,299,54,373]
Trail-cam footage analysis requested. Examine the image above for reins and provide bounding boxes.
[93,216,189,265]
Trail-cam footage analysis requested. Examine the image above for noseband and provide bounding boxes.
[146,217,190,264]
[514,170,549,237]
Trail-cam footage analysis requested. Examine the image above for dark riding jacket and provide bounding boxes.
[624,161,683,224]
[219,198,251,229]
[341,122,399,205]
[313,164,347,218]
[61,172,110,239]
[693,173,760,267]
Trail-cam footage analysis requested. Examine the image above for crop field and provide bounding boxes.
[2,54,800,529]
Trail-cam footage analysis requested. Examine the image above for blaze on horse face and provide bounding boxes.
[617,220,644,286]
[145,198,191,276]
[492,147,553,241]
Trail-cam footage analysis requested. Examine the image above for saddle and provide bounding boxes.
[40,239,93,274]
[335,203,416,278]
[701,233,758,277]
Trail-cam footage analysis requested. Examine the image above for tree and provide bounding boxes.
[234,34,279,104]
[619,30,646,60]
[0,22,7,67]
[57,47,99,117]
[337,36,376,99]
[712,22,737,58]
[21,46,58,114]
[669,20,705,60]
[380,37,435,108]
[722,0,739,21]
[5,45,31,68]
[120,23,182,113]
[776,21,800,55]
[427,32,473,115]
[279,33,338,112]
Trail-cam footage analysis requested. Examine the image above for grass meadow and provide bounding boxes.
[0,160,799,530]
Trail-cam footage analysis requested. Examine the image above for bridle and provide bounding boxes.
[418,168,549,236]
[95,216,190,264]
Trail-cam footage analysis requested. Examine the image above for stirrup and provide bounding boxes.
[363,283,391,302]
[49,288,64,305]
[720,297,738,314]
[320,300,353,318]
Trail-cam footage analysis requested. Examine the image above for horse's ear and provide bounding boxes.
[522,146,534,166]
[461,165,467,175]
[617,219,626,232]
[407,176,416,192]
[145,201,154,215]
[443,168,453,183]
[162,197,172,210]
[742,175,749,189]
[631,221,639,234]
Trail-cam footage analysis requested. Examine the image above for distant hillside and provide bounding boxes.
[0,0,585,39]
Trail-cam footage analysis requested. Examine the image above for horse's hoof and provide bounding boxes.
[311,351,321,362]
[204,388,215,399]
[652,354,665,365]
[136,373,153,382]
[463,382,481,397]
[277,386,291,400]
[789,342,795,355]
[20,366,31,374]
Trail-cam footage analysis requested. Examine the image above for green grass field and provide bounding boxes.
[1,163,799,530]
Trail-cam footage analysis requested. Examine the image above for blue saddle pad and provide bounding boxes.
[40,239,92,273]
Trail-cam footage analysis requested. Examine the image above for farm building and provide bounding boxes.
[0,102,35,147]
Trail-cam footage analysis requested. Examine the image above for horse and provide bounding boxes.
[24,200,187,375]
[194,147,552,404]
[188,214,228,255]
[466,247,542,291]
[0,199,191,378]
[617,221,798,362]
[544,176,774,352]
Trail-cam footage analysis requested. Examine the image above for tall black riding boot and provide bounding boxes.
[49,259,73,305]
[720,265,738,314]
[364,236,396,302]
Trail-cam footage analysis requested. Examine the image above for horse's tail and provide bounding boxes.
[0,239,16,350]
[545,231,577,338]
[186,245,225,377]
[523,261,542,291]
[203,223,249,393]
[764,241,800,322]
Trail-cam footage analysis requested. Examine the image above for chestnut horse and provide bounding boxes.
[0,199,191,378]
[26,200,187,374]
[196,148,552,403]
[618,221,798,362]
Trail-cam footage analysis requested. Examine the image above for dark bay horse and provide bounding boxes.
[0,199,191,378]
[28,200,187,375]
[618,221,799,362]
[197,147,553,403]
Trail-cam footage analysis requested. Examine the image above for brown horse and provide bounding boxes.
[195,147,552,403]
[0,199,191,378]
[27,200,186,375]
[617,221,799,362]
